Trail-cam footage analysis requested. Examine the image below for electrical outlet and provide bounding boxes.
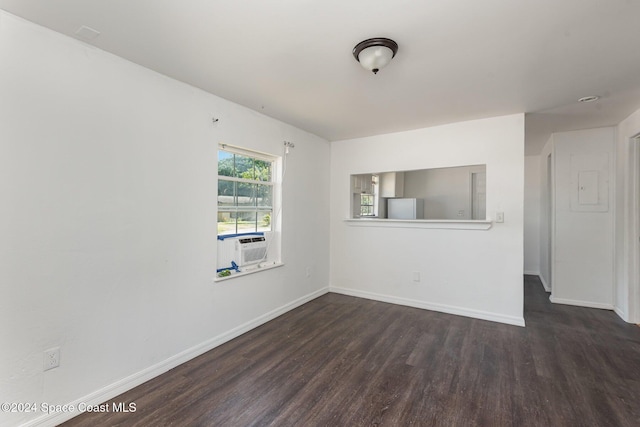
[458,210,465,217]
[44,347,60,371]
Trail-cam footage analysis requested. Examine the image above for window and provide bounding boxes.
[218,148,275,236]
[360,194,375,216]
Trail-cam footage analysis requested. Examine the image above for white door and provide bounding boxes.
[471,172,486,220]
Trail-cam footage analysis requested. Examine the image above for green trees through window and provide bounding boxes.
[217,150,274,235]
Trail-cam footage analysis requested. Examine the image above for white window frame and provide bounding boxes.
[217,145,276,236]
[216,144,283,281]
[359,175,379,217]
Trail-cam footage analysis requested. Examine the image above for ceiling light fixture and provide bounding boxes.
[578,95,600,103]
[352,38,398,74]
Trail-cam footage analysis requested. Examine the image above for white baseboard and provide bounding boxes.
[537,274,551,292]
[329,286,525,327]
[22,286,329,427]
[549,296,614,310]
[614,306,629,322]
[524,271,551,292]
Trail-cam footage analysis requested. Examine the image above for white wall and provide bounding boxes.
[0,11,330,427]
[616,107,640,322]
[524,155,541,275]
[330,114,525,326]
[550,128,615,309]
[403,165,485,220]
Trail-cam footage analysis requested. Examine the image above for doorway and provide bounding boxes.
[471,171,486,220]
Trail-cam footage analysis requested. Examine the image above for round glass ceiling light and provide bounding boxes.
[353,38,398,74]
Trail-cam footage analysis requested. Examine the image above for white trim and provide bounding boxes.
[538,274,551,292]
[614,305,627,321]
[549,152,556,298]
[344,218,493,230]
[549,296,614,310]
[524,272,551,293]
[214,262,284,282]
[329,286,525,327]
[218,143,277,162]
[22,287,329,427]
[217,175,275,187]
[611,133,618,319]
[631,135,640,323]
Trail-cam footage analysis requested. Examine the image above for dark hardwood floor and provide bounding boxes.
[62,276,640,426]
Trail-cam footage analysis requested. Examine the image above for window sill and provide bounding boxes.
[214,262,284,282]
[344,218,493,230]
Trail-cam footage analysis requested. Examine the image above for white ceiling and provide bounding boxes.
[2,0,640,155]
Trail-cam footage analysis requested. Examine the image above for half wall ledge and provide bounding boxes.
[344,218,493,230]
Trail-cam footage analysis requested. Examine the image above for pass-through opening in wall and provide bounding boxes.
[351,164,486,220]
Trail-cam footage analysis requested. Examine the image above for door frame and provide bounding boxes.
[546,153,554,293]
[630,135,640,322]
[470,170,486,220]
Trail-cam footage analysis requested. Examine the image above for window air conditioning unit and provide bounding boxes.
[234,236,267,267]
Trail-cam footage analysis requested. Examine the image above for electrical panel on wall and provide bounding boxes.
[570,153,609,212]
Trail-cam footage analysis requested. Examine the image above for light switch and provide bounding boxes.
[496,212,504,223]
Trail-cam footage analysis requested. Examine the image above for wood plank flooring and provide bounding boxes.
[62,276,640,426]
